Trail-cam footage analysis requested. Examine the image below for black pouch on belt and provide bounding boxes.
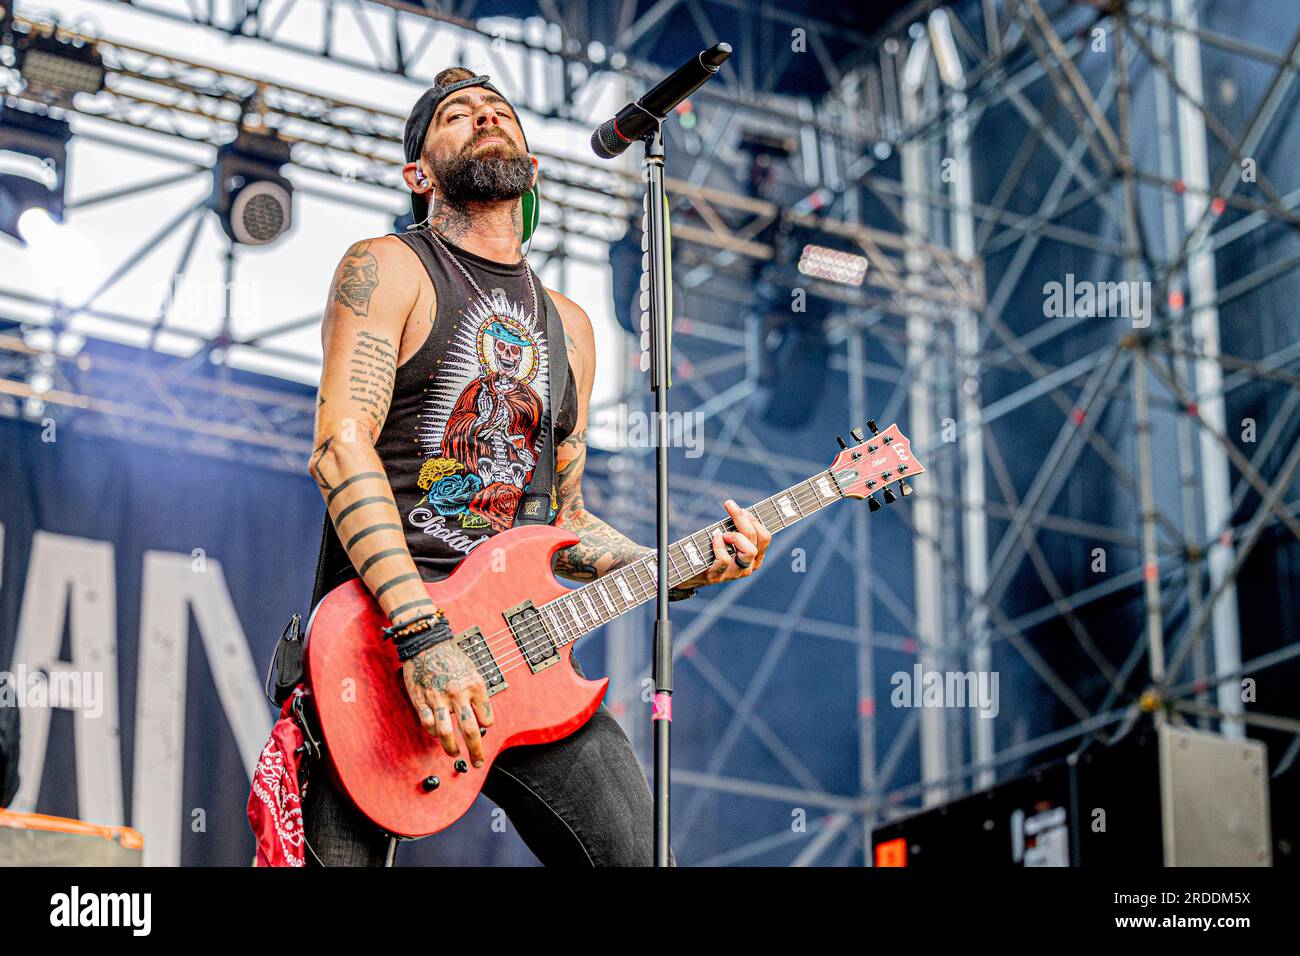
[264,612,304,707]
[263,512,333,707]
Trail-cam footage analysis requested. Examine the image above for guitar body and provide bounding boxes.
[303,524,609,840]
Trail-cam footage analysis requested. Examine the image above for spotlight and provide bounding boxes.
[797,242,868,287]
[13,21,106,101]
[212,129,294,246]
[0,105,69,243]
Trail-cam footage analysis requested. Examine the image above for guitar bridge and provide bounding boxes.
[456,626,507,696]
[503,599,558,673]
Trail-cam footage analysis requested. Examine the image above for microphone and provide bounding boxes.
[591,43,732,159]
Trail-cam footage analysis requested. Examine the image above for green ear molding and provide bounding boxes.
[520,182,540,243]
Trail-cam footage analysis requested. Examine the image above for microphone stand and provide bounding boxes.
[603,42,731,868]
[642,123,674,868]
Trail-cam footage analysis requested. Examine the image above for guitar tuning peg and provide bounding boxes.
[850,426,865,443]
[899,479,913,497]
[867,494,882,512]
[836,434,847,449]
[882,486,898,504]
[866,419,880,435]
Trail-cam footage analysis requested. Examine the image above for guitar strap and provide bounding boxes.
[512,271,567,528]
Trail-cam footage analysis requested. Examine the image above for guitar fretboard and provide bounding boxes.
[537,469,845,645]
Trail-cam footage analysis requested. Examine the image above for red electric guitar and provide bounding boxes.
[303,421,924,839]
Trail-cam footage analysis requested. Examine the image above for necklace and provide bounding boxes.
[426,227,539,331]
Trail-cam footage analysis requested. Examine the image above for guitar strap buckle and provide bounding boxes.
[291,690,324,763]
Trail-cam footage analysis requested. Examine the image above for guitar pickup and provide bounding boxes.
[502,599,559,674]
[456,626,507,696]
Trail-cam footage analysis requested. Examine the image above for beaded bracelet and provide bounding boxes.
[394,617,456,662]
[382,606,446,642]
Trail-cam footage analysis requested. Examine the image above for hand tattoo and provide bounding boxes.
[410,643,478,693]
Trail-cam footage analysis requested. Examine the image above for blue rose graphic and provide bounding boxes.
[425,472,483,515]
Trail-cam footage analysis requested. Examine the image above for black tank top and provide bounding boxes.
[319,229,579,594]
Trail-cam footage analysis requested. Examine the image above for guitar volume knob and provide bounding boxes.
[422,776,441,792]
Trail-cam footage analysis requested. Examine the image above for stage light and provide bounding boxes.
[0,105,69,243]
[13,22,106,100]
[212,129,294,246]
[17,204,56,243]
[797,242,868,287]
[18,207,100,301]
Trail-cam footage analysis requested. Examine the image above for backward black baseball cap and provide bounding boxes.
[403,73,539,241]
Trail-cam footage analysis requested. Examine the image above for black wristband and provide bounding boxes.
[395,617,456,662]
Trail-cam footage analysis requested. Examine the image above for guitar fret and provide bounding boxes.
[560,597,582,636]
[680,536,707,573]
[542,603,565,643]
[573,593,592,630]
[580,590,602,626]
[555,604,572,641]
[665,549,686,583]
[595,580,618,616]
[568,593,587,631]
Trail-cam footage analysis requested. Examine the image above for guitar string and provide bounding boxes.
[456,483,829,668]
[469,483,841,682]
[462,481,842,678]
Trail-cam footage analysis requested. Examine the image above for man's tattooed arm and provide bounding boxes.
[552,425,653,581]
[313,235,438,628]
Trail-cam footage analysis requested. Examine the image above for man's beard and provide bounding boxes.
[428,136,532,203]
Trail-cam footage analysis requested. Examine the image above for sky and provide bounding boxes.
[2,0,632,437]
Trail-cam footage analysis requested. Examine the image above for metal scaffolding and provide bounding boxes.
[2,0,1297,867]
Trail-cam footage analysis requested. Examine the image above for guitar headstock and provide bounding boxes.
[828,421,925,511]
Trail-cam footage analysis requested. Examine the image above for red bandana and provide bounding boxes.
[247,689,308,867]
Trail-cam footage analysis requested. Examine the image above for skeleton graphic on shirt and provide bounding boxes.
[414,290,548,536]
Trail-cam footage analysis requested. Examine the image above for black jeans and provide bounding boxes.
[301,658,674,867]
